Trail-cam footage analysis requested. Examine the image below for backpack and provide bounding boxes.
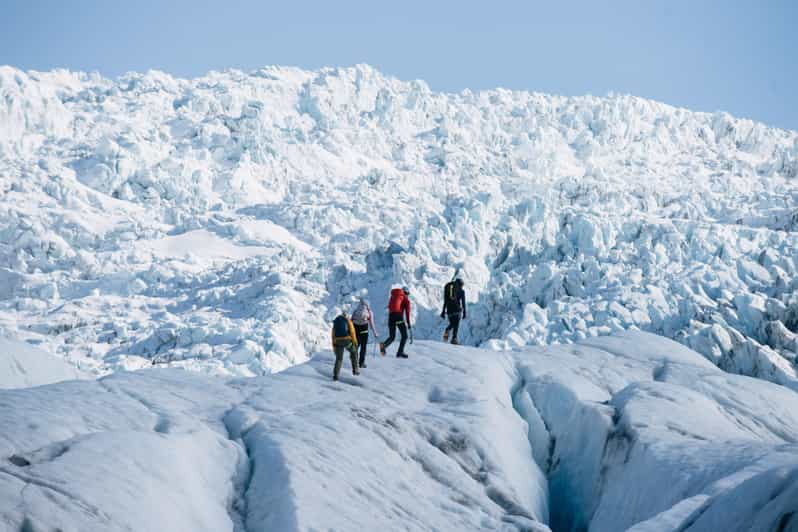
[444,281,461,313]
[333,315,350,337]
[351,303,370,326]
[444,282,457,304]
[388,288,407,314]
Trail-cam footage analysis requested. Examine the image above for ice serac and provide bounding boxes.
[0,64,797,388]
[1,332,796,531]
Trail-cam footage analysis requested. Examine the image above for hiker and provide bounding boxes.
[380,286,411,358]
[331,310,360,381]
[440,278,466,344]
[351,297,378,368]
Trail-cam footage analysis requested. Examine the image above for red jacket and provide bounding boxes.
[388,288,411,323]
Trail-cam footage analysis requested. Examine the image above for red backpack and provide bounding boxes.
[388,288,406,314]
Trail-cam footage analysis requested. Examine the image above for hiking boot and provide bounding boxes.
[379,343,386,356]
[333,374,339,381]
[353,369,360,376]
[396,353,408,358]
[451,338,460,345]
[360,362,367,368]
[443,330,449,342]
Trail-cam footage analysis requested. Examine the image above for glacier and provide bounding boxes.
[1,332,797,531]
[1,64,797,386]
[1,61,798,530]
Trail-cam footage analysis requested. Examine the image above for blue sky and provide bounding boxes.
[2,0,796,130]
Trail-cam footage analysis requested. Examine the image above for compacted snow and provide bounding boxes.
[1,332,796,531]
[0,337,85,389]
[0,64,797,387]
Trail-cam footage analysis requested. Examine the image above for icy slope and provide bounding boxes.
[1,332,796,531]
[0,342,548,531]
[0,64,797,382]
[513,333,798,531]
[0,337,85,389]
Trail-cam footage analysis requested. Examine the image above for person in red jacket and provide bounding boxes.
[380,286,411,358]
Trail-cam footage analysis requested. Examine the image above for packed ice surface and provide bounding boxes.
[0,337,85,389]
[1,331,796,531]
[513,333,798,531]
[0,64,797,386]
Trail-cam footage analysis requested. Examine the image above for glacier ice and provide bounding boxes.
[0,64,796,391]
[1,332,796,531]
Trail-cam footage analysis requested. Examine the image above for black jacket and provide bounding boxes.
[441,282,466,317]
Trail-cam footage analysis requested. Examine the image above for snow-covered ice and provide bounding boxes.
[1,332,796,531]
[0,337,85,389]
[514,333,798,531]
[0,64,797,387]
[1,63,798,530]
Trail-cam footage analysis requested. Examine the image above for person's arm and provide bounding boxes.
[348,319,358,347]
[330,328,335,350]
[405,298,412,327]
[367,306,378,336]
[460,289,467,319]
[441,287,447,318]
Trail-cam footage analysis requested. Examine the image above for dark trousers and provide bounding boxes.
[333,339,358,379]
[353,322,369,365]
[445,312,461,341]
[382,312,408,355]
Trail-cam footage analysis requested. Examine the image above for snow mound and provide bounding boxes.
[0,337,85,389]
[513,331,798,531]
[1,64,797,387]
[1,332,796,531]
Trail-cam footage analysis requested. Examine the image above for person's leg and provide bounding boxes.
[333,345,344,380]
[353,323,367,366]
[451,314,461,342]
[397,321,408,356]
[382,315,397,348]
[348,343,359,374]
[360,332,368,366]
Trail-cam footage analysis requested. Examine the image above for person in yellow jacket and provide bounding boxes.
[331,310,360,381]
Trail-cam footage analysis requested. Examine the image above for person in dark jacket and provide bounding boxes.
[441,278,466,344]
[380,286,411,358]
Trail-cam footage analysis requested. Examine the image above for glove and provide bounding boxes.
[440,312,445,319]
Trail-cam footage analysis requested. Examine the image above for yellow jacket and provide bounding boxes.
[331,318,358,347]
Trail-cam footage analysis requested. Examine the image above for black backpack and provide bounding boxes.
[333,315,350,337]
[445,281,456,302]
[444,282,460,312]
